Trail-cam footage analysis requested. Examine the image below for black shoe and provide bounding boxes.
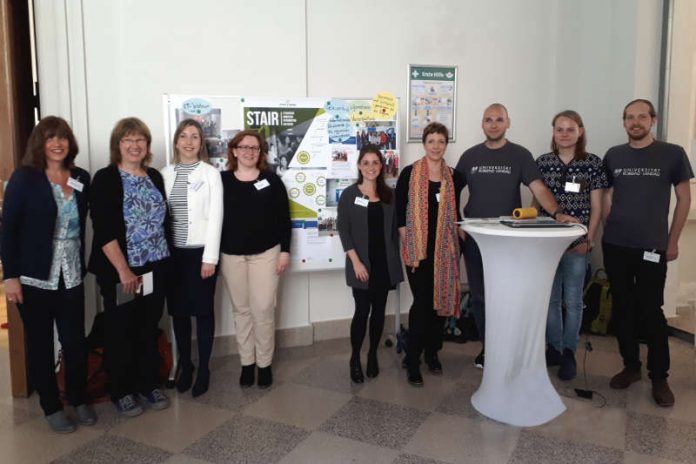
[425,353,443,375]
[350,357,365,383]
[192,369,210,398]
[545,346,563,367]
[258,365,273,389]
[407,367,424,387]
[239,363,256,388]
[176,363,195,393]
[558,349,577,381]
[474,349,485,369]
[366,353,379,378]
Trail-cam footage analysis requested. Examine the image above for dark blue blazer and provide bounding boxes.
[1,166,90,280]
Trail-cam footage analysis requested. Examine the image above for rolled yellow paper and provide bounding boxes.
[512,207,538,219]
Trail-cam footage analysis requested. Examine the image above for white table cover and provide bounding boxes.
[461,221,586,426]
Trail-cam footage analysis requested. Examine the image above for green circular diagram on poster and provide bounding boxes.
[289,187,300,199]
[303,183,316,196]
[316,195,326,206]
[295,172,306,183]
[297,151,310,165]
[316,176,326,187]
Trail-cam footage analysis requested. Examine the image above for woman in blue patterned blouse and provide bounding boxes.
[88,117,172,418]
[534,110,608,381]
[2,116,95,433]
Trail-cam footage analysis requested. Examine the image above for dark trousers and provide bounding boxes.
[172,315,215,373]
[350,286,389,358]
[405,258,445,368]
[603,242,669,380]
[18,281,87,415]
[463,238,485,343]
[168,247,217,373]
[98,259,169,400]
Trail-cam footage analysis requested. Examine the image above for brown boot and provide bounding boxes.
[609,368,641,389]
[652,380,675,407]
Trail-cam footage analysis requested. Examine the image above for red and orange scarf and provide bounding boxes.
[402,157,461,317]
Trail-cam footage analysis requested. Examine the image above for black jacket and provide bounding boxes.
[1,166,90,280]
[88,164,171,283]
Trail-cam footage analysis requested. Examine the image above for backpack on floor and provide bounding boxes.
[444,290,479,343]
[582,269,613,335]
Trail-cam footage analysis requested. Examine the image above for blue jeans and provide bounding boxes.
[546,251,587,353]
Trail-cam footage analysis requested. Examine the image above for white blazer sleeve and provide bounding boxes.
[202,165,223,265]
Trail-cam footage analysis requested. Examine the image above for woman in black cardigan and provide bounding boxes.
[337,144,403,383]
[89,117,171,418]
[2,116,94,433]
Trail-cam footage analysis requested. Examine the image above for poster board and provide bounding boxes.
[162,94,400,272]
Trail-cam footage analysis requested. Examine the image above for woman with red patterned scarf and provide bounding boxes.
[395,122,465,387]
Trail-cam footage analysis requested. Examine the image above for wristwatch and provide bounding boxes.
[551,209,562,219]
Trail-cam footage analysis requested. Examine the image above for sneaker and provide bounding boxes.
[609,368,641,389]
[114,394,144,417]
[407,367,424,387]
[75,404,98,426]
[652,379,675,407]
[258,365,273,389]
[474,349,485,369]
[545,345,563,367]
[46,410,76,434]
[558,349,577,381]
[240,363,256,388]
[141,389,170,410]
[425,353,443,375]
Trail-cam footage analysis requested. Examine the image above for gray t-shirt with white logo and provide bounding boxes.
[603,140,694,250]
[455,141,542,218]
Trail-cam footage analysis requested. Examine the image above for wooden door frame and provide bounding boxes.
[1,0,39,398]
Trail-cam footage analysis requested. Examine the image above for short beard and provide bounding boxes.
[485,133,505,143]
[627,127,650,141]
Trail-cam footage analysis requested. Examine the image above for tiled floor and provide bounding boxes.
[0,334,695,464]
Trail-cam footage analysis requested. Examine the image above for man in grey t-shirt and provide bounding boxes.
[602,99,693,408]
[455,103,576,368]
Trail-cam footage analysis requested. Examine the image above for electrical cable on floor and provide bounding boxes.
[559,335,607,408]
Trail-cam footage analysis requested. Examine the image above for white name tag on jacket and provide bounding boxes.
[255,179,270,190]
[564,181,581,193]
[67,177,84,192]
[643,251,660,263]
[189,180,204,191]
[354,197,369,207]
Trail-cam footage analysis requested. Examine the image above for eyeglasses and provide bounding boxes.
[120,138,147,146]
[235,145,260,153]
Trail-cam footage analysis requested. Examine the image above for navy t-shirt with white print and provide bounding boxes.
[603,140,693,251]
[455,141,542,218]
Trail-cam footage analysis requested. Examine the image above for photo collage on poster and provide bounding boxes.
[164,94,399,270]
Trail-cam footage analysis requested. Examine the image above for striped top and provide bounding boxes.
[169,161,200,247]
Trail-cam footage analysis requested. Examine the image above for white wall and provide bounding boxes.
[33,0,667,339]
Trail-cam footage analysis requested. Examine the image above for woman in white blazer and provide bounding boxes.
[161,119,223,397]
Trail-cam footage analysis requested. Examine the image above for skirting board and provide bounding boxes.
[204,314,398,358]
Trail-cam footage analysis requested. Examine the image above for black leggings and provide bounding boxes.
[350,287,389,359]
[172,315,215,372]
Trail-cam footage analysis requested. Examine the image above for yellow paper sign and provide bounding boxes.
[371,92,397,120]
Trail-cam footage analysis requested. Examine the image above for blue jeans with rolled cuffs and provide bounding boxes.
[546,251,587,353]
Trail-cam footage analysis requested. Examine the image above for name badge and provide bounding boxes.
[564,182,581,193]
[67,177,84,192]
[189,180,204,192]
[354,197,369,207]
[435,193,441,203]
[643,250,660,263]
[254,179,270,190]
